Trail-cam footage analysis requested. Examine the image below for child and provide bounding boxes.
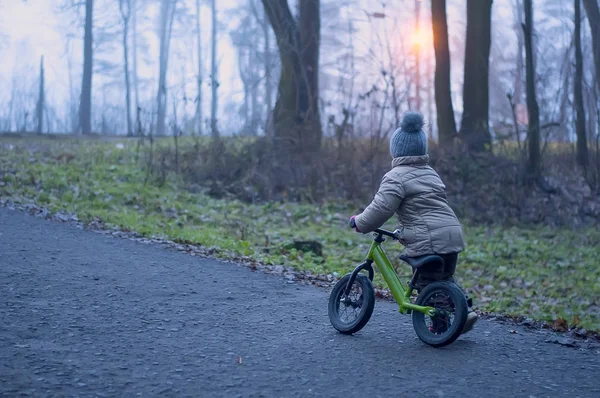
[349,111,477,334]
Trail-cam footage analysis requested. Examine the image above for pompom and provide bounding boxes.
[400,112,424,133]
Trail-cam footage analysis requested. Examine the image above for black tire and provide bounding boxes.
[328,273,375,335]
[412,281,468,347]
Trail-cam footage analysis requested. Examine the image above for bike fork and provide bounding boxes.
[343,260,374,298]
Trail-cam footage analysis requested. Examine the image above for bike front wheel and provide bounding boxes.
[412,281,468,347]
[328,273,375,334]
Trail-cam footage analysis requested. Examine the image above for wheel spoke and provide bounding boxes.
[337,281,363,324]
[425,291,456,335]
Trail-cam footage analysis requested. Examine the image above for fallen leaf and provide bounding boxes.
[552,318,569,332]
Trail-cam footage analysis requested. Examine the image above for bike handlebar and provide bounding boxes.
[373,228,399,240]
[348,217,399,241]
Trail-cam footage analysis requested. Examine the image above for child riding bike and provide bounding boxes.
[349,111,477,334]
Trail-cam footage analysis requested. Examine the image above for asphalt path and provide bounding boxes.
[1,208,599,397]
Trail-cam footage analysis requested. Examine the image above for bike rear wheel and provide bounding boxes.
[328,273,375,334]
[412,281,468,347]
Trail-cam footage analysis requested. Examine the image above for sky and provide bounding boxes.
[0,0,243,131]
[0,0,580,136]
[0,1,65,81]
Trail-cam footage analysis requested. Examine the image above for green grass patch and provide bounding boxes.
[1,137,599,331]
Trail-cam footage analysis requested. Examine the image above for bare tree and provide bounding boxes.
[523,0,541,180]
[250,65,260,135]
[238,46,251,129]
[431,0,456,146]
[36,56,45,134]
[514,0,525,109]
[64,37,79,133]
[194,0,204,135]
[210,0,219,138]
[156,0,177,136]
[426,24,434,139]
[120,0,133,136]
[414,0,421,111]
[132,0,140,115]
[460,0,493,152]
[79,0,94,134]
[238,49,254,133]
[262,5,273,127]
[261,0,322,154]
[249,0,275,131]
[575,0,589,167]
[231,1,264,135]
[582,0,600,92]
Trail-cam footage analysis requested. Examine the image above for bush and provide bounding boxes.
[152,137,600,228]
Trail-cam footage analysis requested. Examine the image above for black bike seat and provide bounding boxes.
[399,254,444,269]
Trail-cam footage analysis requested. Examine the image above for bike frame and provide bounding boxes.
[343,230,436,317]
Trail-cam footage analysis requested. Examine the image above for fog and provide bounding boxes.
[0,0,596,142]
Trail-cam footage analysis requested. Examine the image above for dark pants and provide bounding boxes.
[410,252,473,308]
[412,252,458,290]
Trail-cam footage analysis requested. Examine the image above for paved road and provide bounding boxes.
[1,208,599,397]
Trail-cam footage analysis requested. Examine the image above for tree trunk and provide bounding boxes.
[582,0,600,93]
[261,0,322,154]
[587,81,598,144]
[7,79,15,131]
[431,0,457,147]
[132,0,140,116]
[250,60,260,135]
[36,56,45,134]
[426,37,434,140]
[238,47,250,131]
[156,0,177,137]
[514,0,524,107]
[156,0,168,137]
[558,49,572,143]
[123,19,133,136]
[195,0,204,135]
[79,0,94,135]
[575,0,589,166]
[120,0,133,136]
[460,0,492,152]
[523,0,541,180]
[299,0,321,149]
[210,0,219,138]
[66,38,78,133]
[414,0,421,111]
[263,8,273,131]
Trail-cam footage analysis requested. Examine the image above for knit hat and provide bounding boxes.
[389,112,428,158]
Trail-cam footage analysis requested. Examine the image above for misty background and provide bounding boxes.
[1,0,593,142]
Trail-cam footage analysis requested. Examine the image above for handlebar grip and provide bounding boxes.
[349,217,357,228]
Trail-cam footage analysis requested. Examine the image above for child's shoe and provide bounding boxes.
[461,311,478,334]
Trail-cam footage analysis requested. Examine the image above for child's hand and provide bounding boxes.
[349,216,361,233]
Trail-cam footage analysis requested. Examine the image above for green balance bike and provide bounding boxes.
[328,228,468,347]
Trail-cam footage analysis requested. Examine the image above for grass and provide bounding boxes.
[1,136,599,331]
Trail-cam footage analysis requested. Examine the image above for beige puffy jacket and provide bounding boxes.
[354,155,466,257]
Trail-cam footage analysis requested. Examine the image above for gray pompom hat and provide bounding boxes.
[389,112,428,158]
